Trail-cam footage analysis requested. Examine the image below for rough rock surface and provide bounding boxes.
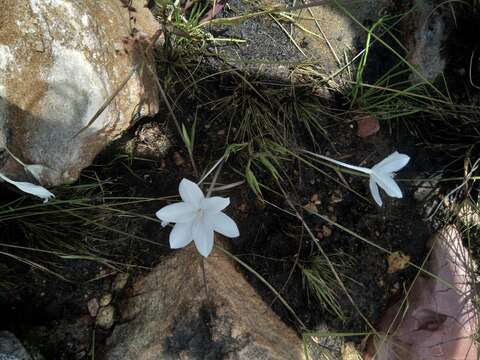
[293,0,392,76]
[365,226,478,359]
[215,0,392,82]
[404,0,452,82]
[0,331,31,360]
[104,244,305,360]
[0,0,159,186]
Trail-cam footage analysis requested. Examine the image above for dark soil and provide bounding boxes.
[0,87,431,359]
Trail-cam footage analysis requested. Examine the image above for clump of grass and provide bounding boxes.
[301,253,351,321]
[0,166,165,287]
[345,3,480,165]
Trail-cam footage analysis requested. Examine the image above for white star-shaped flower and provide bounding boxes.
[155,178,240,257]
[0,173,54,203]
[316,151,410,206]
[366,152,410,206]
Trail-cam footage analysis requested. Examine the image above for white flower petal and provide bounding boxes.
[0,173,54,203]
[372,173,403,198]
[201,196,230,213]
[204,211,239,238]
[155,202,196,223]
[179,178,204,205]
[192,219,214,257]
[169,222,193,249]
[372,152,410,173]
[369,177,383,206]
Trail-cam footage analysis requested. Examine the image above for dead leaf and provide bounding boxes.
[387,251,410,274]
[341,342,362,360]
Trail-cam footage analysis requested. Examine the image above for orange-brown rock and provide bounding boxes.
[104,245,305,359]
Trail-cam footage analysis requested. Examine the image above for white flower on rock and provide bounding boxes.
[0,173,55,203]
[315,151,410,206]
[155,178,240,257]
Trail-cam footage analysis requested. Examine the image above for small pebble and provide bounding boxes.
[87,298,100,317]
[355,114,380,138]
[99,293,112,307]
[96,305,115,329]
[113,273,129,292]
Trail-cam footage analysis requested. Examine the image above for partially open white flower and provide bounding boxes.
[155,178,240,257]
[316,151,410,206]
[0,173,55,203]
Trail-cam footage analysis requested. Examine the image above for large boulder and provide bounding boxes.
[104,244,305,359]
[0,0,159,186]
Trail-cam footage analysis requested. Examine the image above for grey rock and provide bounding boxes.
[0,331,32,360]
[0,355,21,360]
[0,0,159,186]
[406,0,453,82]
